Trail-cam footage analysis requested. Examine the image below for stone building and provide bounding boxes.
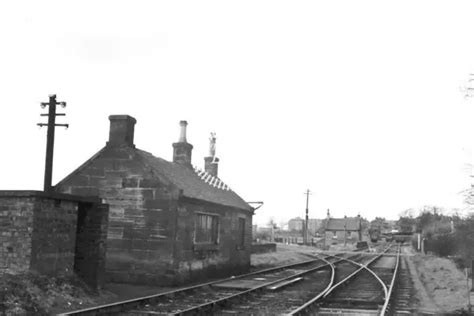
[55,115,253,285]
[307,218,323,235]
[324,210,362,246]
[288,217,304,231]
[288,217,322,235]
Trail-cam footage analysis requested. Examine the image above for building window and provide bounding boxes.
[195,213,219,244]
[333,231,337,237]
[347,231,352,238]
[238,218,245,248]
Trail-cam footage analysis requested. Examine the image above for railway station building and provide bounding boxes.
[55,115,254,285]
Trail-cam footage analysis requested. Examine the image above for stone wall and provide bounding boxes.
[30,196,78,275]
[251,243,276,254]
[0,191,108,289]
[0,195,34,272]
[0,193,78,275]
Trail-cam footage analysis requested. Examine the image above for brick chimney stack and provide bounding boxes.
[204,132,219,177]
[107,115,136,147]
[173,120,193,166]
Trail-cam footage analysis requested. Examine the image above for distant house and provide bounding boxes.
[56,115,254,285]
[307,219,323,235]
[288,218,323,233]
[324,211,363,245]
[288,217,304,231]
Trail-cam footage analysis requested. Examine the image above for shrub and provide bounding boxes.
[0,272,97,315]
[425,233,456,257]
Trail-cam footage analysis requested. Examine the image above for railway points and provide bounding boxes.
[58,243,413,316]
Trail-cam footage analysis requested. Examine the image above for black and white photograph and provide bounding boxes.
[1,1,474,315]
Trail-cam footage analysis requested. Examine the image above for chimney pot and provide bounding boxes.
[173,120,193,166]
[107,115,136,147]
[178,120,188,143]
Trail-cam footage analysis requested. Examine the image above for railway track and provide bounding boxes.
[58,254,346,316]
[392,255,416,315]
[58,245,406,316]
[305,244,402,315]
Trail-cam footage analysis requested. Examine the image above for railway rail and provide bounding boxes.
[58,244,406,316]
[288,244,400,315]
[58,254,344,316]
[312,245,400,315]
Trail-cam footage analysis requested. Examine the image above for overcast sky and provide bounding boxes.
[1,1,474,226]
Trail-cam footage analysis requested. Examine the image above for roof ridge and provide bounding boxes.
[136,149,249,210]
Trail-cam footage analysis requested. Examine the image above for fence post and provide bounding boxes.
[466,267,471,313]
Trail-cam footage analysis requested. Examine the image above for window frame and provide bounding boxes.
[194,212,220,245]
[237,217,246,250]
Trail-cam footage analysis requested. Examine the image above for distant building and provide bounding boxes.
[288,217,304,231]
[307,219,323,235]
[288,217,322,235]
[324,210,362,245]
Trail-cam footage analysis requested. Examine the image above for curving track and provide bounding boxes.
[58,245,406,316]
[293,244,401,315]
[58,255,340,316]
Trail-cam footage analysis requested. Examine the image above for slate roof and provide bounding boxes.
[136,149,252,211]
[56,144,252,212]
[326,217,361,231]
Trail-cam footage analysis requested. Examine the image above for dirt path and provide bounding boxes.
[403,245,469,314]
[405,255,444,313]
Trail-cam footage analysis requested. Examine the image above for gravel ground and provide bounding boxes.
[251,244,318,269]
[403,246,470,314]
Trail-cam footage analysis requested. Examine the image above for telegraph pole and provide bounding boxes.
[304,189,312,245]
[37,95,68,192]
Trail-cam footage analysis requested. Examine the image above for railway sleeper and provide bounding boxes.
[324,297,385,304]
[127,311,168,316]
[317,307,380,315]
[265,277,304,290]
[322,299,385,310]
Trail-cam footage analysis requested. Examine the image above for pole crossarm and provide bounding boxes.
[37,123,69,128]
[37,94,68,192]
[40,113,66,117]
